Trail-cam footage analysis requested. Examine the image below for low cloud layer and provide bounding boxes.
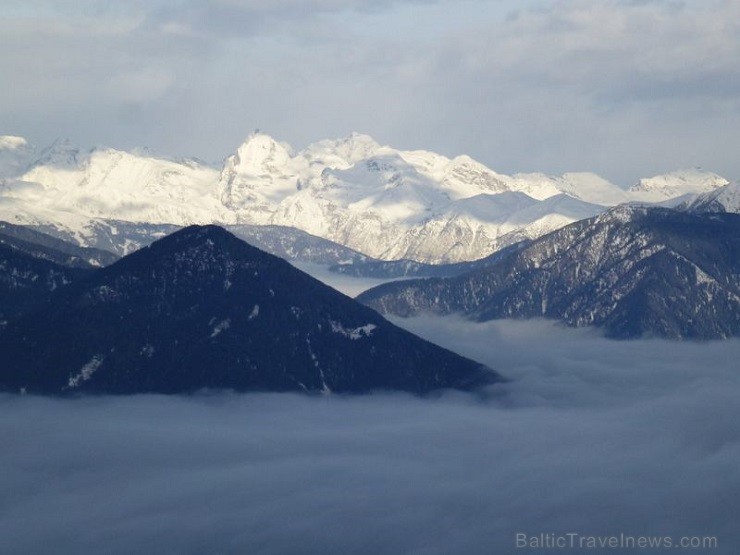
[1,317,738,554]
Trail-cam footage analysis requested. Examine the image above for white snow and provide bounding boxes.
[694,265,716,287]
[329,320,377,340]
[305,336,331,394]
[210,318,231,338]
[67,355,103,388]
[681,181,740,213]
[628,168,728,202]
[0,132,731,264]
[4,142,228,226]
[509,172,628,205]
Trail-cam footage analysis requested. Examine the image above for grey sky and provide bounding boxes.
[1,0,739,185]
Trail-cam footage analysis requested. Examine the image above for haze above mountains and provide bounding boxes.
[1,133,735,264]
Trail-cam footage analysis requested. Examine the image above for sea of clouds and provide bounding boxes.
[1,317,738,554]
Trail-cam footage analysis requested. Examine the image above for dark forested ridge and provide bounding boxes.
[0,225,496,395]
[359,207,740,339]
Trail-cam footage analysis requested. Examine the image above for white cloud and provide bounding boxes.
[1,317,738,554]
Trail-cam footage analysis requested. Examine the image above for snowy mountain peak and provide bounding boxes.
[233,132,293,174]
[343,131,379,145]
[34,137,82,168]
[318,152,427,195]
[8,139,225,228]
[628,168,729,202]
[304,132,382,168]
[219,133,300,209]
[2,131,737,265]
[555,172,628,206]
[594,203,652,225]
[441,155,510,198]
[508,172,627,205]
[337,132,382,162]
[450,154,475,164]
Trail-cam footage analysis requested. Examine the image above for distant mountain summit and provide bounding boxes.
[627,168,728,202]
[217,134,617,262]
[0,225,496,394]
[358,207,740,339]
[2,132,732,264]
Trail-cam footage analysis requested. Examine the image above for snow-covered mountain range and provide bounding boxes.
[0,132,733,263]
[628,169,729,203]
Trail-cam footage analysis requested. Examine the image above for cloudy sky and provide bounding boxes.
[2,0,740,185]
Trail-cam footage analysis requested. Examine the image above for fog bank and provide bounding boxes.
[1,318,738,554]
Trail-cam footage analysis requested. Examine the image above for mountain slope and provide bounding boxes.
[358,207,740,339]
[627,169,728,202]
[0,226,496,394]
[14,218,368,265]
[220,136,612,263]
[1,133,733,264]
[4,139,228,226]
[510,172,629,205]
[0,242,91,325]
[0,221,118,267]
[679,181,740,214]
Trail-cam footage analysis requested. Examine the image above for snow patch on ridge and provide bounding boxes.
[68,356,103,388]
[329,320,377,340]
[210,318,231,338]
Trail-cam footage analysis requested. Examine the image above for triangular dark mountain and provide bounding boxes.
[0,225,496,394]
[358,207,740,339]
